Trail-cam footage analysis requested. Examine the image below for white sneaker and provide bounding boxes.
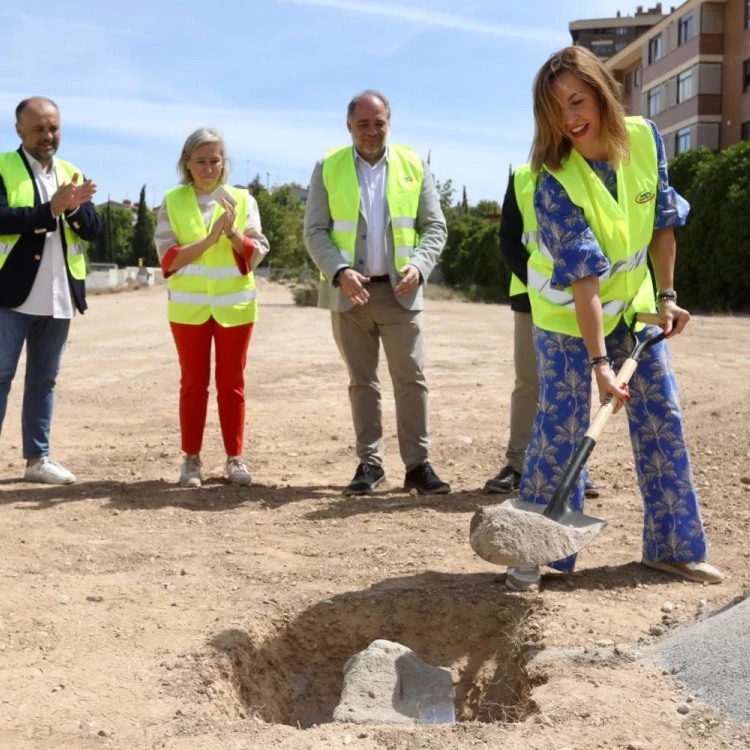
[179,454,202,488]
[226,456,252,486]
[505,566,541,592]
[24,457,76,485]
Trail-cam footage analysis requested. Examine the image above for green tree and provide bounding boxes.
[253,185,308,270]
[471,199,501,219]
[433,177,456,221]
[248,173,265,198]
[89,202,135,266]
[460,185,469,215]
[130,185,157,266]
[670,141,750,310]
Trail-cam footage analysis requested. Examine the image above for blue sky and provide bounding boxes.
[0,0,637,207]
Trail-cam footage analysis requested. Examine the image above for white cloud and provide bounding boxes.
[277,0,570,44]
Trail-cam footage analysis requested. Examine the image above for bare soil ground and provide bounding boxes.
[1,281,749,750]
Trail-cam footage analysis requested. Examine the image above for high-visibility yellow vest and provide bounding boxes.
[527,116,658,336]
[321,145,422,279]
[509,164,537,297]
[0,151,86,279]
[164,184,257,327]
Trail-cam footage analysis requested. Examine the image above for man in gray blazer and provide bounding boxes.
[304,89,450,496]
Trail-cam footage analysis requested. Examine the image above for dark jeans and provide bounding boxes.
[0,308,70,459]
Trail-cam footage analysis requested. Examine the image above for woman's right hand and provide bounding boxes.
[207,213,226,245]
[593,361,630,414]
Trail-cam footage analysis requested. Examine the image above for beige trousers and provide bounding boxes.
[506,311,539,473]
[331,282,429,471]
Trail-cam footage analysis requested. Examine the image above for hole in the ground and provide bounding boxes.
[211,572,540,728]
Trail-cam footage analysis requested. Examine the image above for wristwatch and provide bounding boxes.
[332,267,350,287]
[656,288,677,302]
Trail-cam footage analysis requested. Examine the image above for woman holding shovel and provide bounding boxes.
[506,46,724,591]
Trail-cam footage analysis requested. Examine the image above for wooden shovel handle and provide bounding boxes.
[586,312,666,441]
[586,359,638,441]
[634,312,664,327]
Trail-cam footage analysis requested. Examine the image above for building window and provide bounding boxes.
[742,121,750,140]
[745,59,750,91]
[634,68,641,87]
[615,42,626,51]
[678,12,694,45]
[647,88,662,116]
[677,70,693,103]
[675,127,691,155]
[616,26,628,35]
[625,73,633,94]
[648,34,663,64]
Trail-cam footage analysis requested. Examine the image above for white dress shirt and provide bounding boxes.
[13,148,74,319]
[354,147,388,277]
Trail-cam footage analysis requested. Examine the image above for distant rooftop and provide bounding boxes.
[569,3,670,29]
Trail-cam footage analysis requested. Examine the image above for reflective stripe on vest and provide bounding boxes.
[168,288,257,307]
[164,184,257,327]
[0,151,87,280]
[509,164,538,297]
[175,264,245,280]
[321,144,423,280]
[527,116,658,337]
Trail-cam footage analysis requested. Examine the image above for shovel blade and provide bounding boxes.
[505,498,608,530]
[470,499,609,568]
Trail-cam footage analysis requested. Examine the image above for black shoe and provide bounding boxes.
[404,462,450,495]
[343,462,385,496]
[584,479,601,499]
[484,464,521,494]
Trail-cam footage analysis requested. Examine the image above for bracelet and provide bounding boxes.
[589,355,611,368]
[656,288,677,302]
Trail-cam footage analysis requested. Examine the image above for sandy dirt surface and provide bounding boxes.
[1,281,749,750]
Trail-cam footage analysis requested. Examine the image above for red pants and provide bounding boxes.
[170,319,254,456]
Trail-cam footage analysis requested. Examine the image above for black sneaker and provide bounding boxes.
[584,478,601,499]
[484,464,521,494]
[343,462,385,496]
[404,462,450,495]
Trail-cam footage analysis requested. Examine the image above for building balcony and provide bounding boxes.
[643,33,724,86]
[651,93,723,129]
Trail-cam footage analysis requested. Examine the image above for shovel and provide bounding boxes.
[470,312,668,568]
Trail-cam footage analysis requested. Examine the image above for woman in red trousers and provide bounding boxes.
[154,128,269,487]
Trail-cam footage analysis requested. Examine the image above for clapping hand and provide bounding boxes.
[220,198,236,238]
[66,173,97,211]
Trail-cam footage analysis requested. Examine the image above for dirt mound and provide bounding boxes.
[1,285,749,748]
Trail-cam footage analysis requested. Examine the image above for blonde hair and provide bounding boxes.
[177,127,231,185]
[530,46,628,173]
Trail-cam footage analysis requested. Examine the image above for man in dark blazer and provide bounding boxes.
[0,97,102,484]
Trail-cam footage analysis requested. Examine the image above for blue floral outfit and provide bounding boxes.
[520,120,708,572]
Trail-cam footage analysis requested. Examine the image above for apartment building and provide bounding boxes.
[569,4,667,60]
[606,0,750,155]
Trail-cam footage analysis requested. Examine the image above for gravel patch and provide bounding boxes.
[646,593,750,725]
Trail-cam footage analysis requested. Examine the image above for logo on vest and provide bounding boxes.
[403,176,415,183]
[635,191,655,204]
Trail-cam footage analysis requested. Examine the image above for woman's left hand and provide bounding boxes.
[657,299,690,338]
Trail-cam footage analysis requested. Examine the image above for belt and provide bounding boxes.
[369,274,390,283]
